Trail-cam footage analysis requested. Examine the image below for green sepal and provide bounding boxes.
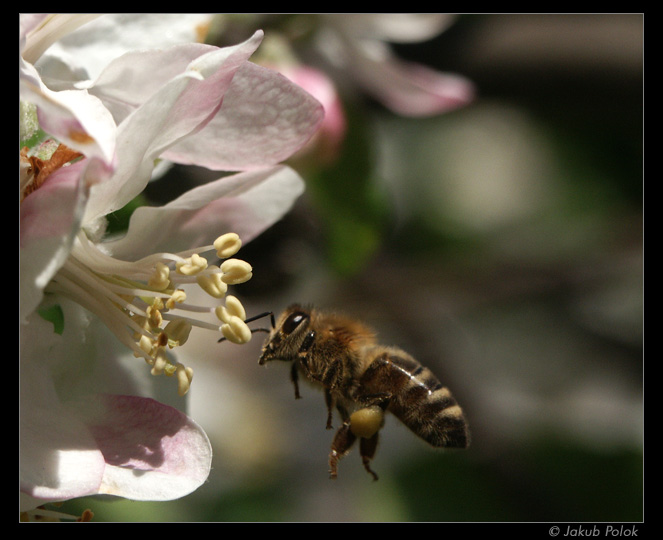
[37,304,65,335]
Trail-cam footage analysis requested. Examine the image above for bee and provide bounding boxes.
[250,304,470,480]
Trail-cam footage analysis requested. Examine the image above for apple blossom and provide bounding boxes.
[19,14,323,514]
[215,14,474,118]
[314,13,475,117]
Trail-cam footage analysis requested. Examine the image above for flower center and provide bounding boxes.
[44,231,254,396]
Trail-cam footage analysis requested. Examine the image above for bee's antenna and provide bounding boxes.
[218,311,275,343]
[244,311,275,328]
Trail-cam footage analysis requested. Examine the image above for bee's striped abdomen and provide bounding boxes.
[358,348,469,449]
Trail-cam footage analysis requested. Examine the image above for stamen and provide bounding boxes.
[220,316,252,344]
[214,232,242,258]
[176,253,208,276]
[175,364,194,397]
[224,295,246,320]
[150,350,169,375]
[165,289,186,310]
[44,230,256,395]
[164,319,192,347]
[220,258,253,285]
[196,267,228,298]
[20,505,95,522]
[214,294,247,323]
[148,262,171,290]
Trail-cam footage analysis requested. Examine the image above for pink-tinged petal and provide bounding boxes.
[372,59,476,116]
[77,395,212,501]
[83,32,266,223]
[279,65,347,161]
[350,42,476,116]
[20,160,89,318]
[103,165,304,260]
[163,62,325,171]
[20,162,83,246]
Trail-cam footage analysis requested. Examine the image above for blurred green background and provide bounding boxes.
[61,14,642,522]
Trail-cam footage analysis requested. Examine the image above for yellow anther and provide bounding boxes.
[176,364,194,396]
[220,258,253,285]
[220,315,252,344]
[350,406,385,439]
[164,319,192,348]
[135,334,155,358]
[224,295,246,320]
[166,289,186,310]
[196,268,228,298]
[214,232,242,258]
[176,253,208,276]
[150,351,168,376]
[164,362,178,376]
[148,262,170,290]
[214,305,229,323]
[215,295,247,324]
[145,305,163,328]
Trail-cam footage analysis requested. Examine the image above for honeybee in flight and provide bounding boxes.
[246,304,470,480]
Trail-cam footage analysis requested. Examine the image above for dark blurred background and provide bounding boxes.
[64,14,643,522]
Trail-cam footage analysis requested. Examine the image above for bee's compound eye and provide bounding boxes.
[282,312,308,335]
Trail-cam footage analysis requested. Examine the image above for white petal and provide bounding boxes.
[83,32,265,223]
[87,43,219,123]
[20,317,106,504]
[103,165,305,260]
[21,14,100,65]
[39,14,214,81]
[20,408,105,503]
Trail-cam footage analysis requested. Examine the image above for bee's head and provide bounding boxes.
[258,304,311,365]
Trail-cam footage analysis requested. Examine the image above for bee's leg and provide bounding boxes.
[328,421,356,480]
[324,389,335,429]
[336,403,350,422]
[322,359,347,428]
[295,330,317,399]
[356,392,391,409]
[359,432,380,481]
[289,361,301,399]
